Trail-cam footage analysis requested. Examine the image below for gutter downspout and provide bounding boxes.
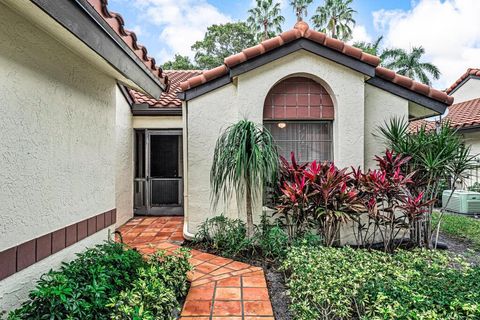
[182,99,195,240]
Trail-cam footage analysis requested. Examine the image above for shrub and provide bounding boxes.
[108,248,191,320]
[8,242,145,320]
[282,246,480,320]
[8,243,191,320]
[256,214,289,260]
[195,215,253,257]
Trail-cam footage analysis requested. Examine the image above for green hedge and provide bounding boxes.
[283,246,480,320]
[8,242,191,320]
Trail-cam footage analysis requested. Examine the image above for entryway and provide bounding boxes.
[134,129,183,216]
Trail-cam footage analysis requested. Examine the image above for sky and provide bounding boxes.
[108,0,480,89]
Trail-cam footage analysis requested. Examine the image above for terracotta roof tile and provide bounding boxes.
[179,22,451,106]
[129,70,202,108]
[86,0,168,89]
[409,98,480,132]
[446,68,480,94]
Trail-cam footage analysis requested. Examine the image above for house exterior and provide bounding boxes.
[0,0,167,310]
[0,0,453,310]
[410,68,480,188]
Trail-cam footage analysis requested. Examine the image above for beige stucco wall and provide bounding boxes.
[0,4,116,252]
[115,87,134,225]
[0,228,113,311]
[0,4,118,310]
[451,78,480,104]
[364,84,409,169]
[133,116,183,129]
[185,50,370,234]
[458,131,480,189]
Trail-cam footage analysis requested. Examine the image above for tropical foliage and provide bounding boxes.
[210,120,279,237]
[8,242,191,320]
[247,0,285,41]
[381,46,441,85]
[283,245,480,320]
[377,117,476,248]
[289,0,313,22]
[311,0,356,41]
[191,22,256,70]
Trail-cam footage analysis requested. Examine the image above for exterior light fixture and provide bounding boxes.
[278,122,287,129]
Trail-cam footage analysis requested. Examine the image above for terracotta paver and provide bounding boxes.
[117,216,275,320]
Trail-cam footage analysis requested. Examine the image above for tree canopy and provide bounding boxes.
[312,0,356,41]
[162,54,197,70]
[247,0,285,41]
[191,22,257,70]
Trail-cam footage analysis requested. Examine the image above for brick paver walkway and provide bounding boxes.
[117,217,275,319]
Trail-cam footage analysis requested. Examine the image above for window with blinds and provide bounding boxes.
[265,121,333,163]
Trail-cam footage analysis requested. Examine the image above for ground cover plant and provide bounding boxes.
[7,242,191,320]
[283,245,480,320]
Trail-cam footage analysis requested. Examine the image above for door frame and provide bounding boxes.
[134,129,184,216]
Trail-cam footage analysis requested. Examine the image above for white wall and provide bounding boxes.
[0,228,113,312]
[451,78,480,104]
[364,84,409,169]
[0,4,116,252]
[115,88,134,226]
[185,50,366,234]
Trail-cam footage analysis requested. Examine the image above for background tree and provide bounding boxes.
[162,54,197,70]
[290,0,313,22]
[381,46,440,85]
[211,120,279,237]
[247,0,285,41]
[353,35,384,56]
[191,22,256,70]
[311,0,356,41]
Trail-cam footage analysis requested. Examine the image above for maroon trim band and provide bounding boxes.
[0,209,116,281]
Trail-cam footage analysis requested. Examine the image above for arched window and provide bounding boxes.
[263,77,334,163]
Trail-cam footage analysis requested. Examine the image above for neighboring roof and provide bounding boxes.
[446,68,480,95]
[409,98,480,132]
[86,0,169,91]
[179,21,453,107]
[130,70,202,108]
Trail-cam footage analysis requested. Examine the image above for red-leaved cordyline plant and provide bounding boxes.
[274,150,432,252]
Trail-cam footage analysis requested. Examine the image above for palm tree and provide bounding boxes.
[211,120,279,237]
[353,36,384,56]
[290,0,313,22]
[247,0,285,41]
[381,46,440,86]
[311,0,356,41]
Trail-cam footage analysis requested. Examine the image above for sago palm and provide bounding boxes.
[290,0,313,22]
[381,46,440,86]
[211,120,279,237]
[247,0,285,41]
[311,0,356,41]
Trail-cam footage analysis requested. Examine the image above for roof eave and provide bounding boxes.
[132,104,182,116]
[367,77,448,115]
[30,0,165,98]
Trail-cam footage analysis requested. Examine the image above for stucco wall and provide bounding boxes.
[459,131,480,189]
[0,228,113,311]
[451,78,480,104]
[115,88,134,226]
[0,5,115,251]
[364,84,409,169]
[185,50,367,234]
[133,116,183,129]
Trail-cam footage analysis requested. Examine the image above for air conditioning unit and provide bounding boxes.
[442,190,480,215]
